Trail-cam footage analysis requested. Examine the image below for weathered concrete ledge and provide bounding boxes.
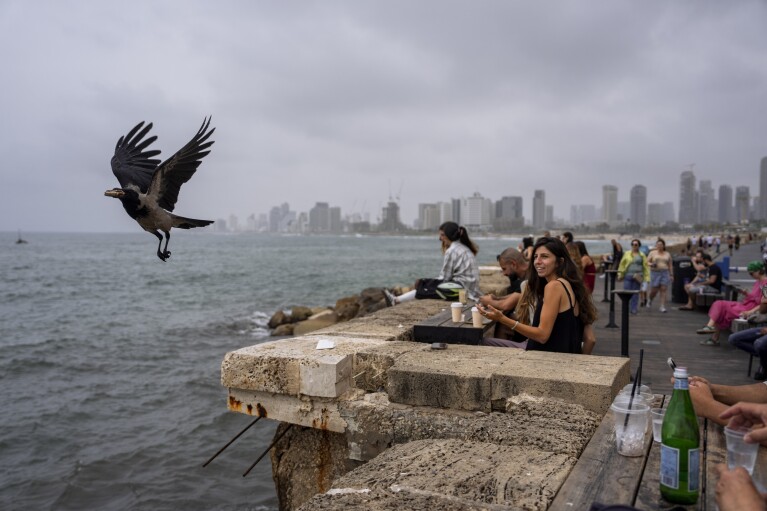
[220,298,630,509]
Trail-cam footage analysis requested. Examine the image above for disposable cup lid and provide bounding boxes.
[471,306,479,312]
[611,399,650,412]
[451,302,463,308]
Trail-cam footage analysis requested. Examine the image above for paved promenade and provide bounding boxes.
[592,239,762,394]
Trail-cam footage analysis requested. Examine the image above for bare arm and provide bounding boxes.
[479,292,520,312]
[581,323,596,355]
[480,281,563,343]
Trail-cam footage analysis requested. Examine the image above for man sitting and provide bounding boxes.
[679,253,722,311]
[479,248,528,340]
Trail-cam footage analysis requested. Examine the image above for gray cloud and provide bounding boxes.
[1,0,766,232]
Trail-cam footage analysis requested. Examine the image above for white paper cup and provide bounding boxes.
[471,306,482,328]
[458,289,467,304]
[451,302,463,322]
[611,401,650,456]
[725,426,759,475]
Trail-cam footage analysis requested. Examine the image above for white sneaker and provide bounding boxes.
[659,306,667,313]
[646,299,652,308]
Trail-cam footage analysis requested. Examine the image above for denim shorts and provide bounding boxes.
[689,284,720,295]
[650,270,671,288]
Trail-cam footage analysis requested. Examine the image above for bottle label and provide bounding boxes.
[660,444,680,489]
[688,448,700,492]
[673,377,688,390]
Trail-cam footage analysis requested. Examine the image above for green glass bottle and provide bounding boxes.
[660,366,700,504]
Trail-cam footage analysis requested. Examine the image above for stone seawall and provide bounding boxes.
[220,273,630,510]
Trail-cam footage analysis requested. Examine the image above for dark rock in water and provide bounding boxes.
[334,296,360,321]
[272,323,295,336]
[268,310,289,329]
[357,288,388,317]
[289,306,314,323]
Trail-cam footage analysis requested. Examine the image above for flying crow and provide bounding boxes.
[105,118,215,261]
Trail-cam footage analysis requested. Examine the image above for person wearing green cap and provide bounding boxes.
[696,260,767,346]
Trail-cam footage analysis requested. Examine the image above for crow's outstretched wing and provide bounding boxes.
[111,122,162,193]
[146,117,215,212]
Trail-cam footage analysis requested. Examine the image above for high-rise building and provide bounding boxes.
[699,180,716,223]
[330,206,342,233]
[678,170,697,225]
[647,203,663,226]
[602,185,618,223]
[417,203,441,230]
[735,186,750,223]
[438,202,454,224]
[760,157,767,220]
[545,205,554,228]
[494,196,524,230]
[662,202,676,225]
[309,202,330,232]
[462,192,493,228]
[380,201,403,232]
[532,190,546,230]
[629,185,647,227]
[719,185,733,224]
[451,198,462,226]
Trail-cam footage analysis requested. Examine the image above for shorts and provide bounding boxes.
[688,284,720,295]
[650,270,671,288]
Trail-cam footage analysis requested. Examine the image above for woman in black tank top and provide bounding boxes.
[479,237,597,354]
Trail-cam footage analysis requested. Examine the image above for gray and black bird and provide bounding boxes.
[105,117,215,261]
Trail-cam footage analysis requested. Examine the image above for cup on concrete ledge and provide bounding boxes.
[451,302,463,323]
[471,306,483,328]
[610,400,650,457]
[725,425,759,475]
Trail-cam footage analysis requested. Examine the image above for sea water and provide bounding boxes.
[0,232,611,509]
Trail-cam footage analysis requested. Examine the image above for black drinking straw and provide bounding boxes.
[618,349,645,453]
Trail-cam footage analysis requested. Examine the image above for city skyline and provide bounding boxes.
[223,167,762,233]
[3,2,767,233]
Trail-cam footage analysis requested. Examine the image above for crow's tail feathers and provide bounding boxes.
[171,214,214,230]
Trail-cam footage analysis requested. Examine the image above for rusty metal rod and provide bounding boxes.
[242,424,293,477]
[202,416,261,468]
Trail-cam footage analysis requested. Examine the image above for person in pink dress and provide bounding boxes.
[696,260,767,346]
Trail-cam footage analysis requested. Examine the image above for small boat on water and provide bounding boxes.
[16,230,28,244]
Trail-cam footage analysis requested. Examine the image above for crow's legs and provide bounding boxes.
[162,231,172,260]
[151,230,171,261]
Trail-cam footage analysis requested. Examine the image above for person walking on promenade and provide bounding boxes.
[611,239,623,271]
[696,260,767,346]
[735,234,741,250]
[617,239,649,315]
[384,222,480,305]
[478,237,597,354]
[647,238,673,312]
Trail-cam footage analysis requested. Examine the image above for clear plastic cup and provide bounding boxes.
[651,408,665,442]
[611,401,650,456]
[724,425,759,475]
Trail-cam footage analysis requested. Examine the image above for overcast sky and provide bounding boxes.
[2,1,766,232]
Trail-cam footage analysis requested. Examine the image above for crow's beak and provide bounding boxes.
[104,189,125,198]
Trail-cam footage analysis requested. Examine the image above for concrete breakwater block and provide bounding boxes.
[386,345,630,415]
[297,438,575,511]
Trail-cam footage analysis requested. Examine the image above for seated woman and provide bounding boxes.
[384,221,481,305]
[574,241,596,294]
[696,260,767,346]
[479,237,597,354]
